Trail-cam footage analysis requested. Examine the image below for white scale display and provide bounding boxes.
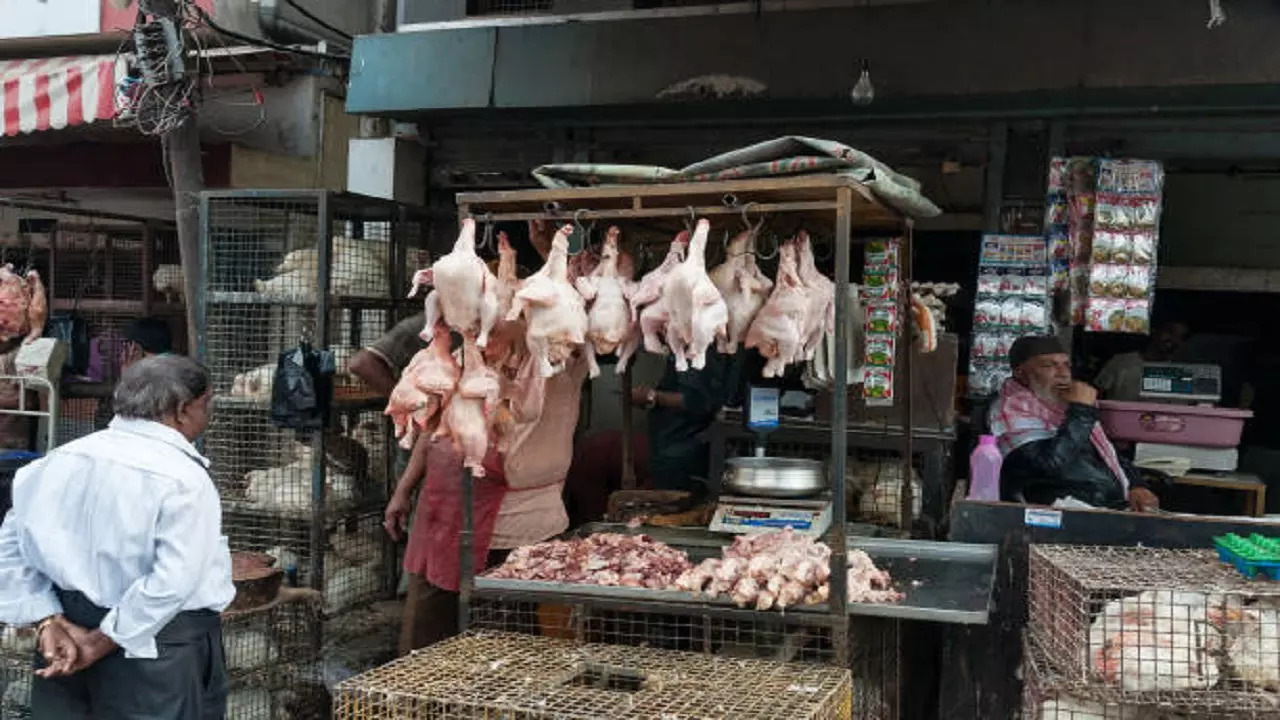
[709,495,833,537]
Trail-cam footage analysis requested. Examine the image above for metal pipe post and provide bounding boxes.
[310,193,333,593]
[621,365,636,490]
[829,185,853,664]
[900,220,915,533]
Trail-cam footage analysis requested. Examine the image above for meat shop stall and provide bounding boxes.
[334,173,999,720]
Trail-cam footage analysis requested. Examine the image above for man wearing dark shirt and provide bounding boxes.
[988,335,1158,512]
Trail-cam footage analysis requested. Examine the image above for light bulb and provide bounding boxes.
[851,59,874,105]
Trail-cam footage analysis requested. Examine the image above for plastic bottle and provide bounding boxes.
[968,435,1003,501]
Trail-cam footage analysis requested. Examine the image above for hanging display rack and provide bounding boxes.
[452,174,915,666]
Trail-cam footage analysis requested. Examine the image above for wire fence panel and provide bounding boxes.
[201,191,427,623]
[1028,544,1280,716]
[470,597,900,719]
[333,630,853,720]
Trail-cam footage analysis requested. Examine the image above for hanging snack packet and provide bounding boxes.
[1126,265,1151,298]
[866,304,898,334]
[1124,299,1151,333]
[864,334,895,366]
[1131,229,1156,265]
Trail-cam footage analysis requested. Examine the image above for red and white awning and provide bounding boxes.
[0,54,129,138]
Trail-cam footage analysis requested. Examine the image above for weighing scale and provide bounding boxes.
[709,386,834,537]
[1133,362,1239,473]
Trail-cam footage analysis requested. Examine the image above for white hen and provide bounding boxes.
[506,225,589,378]
[410,218,500,348]
[710,229,773,353]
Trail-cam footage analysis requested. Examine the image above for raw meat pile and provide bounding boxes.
[675,529,903,610]
[485,533,693,589]
[0,264,46,344]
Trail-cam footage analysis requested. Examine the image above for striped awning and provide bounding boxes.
[0,54,130,138]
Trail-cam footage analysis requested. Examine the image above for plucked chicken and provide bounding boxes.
[530,218,636,282]
[661,219,728,371]
[795,232,835,361]
[494,231,521,320]
[385,323,460,449]
[675,529,901,610]
[744,239,810,378]
[410,218,501,348]
[434,339,501,477]
[575,226,638,377]
[23,270,46,344]
[0,265,30,341]
[485,533,693,589]
[635,232,688,355]
[506,224,589,378]
[709,230,773,353]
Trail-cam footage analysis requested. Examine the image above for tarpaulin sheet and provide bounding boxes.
[531,136,942,219]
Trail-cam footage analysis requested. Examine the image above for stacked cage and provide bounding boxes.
[45,218,185,444]
[199,191,426,710]
[470,594,897,718]
[223,592,327,720]
[332,630,853,720]
[1025,545,1280,720]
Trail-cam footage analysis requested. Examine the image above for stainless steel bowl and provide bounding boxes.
[722,457,827,498]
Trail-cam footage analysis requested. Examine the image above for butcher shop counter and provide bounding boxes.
[473,523,996,626]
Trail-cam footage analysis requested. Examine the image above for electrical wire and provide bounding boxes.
[282,0,353,41]
[188,3,350,62]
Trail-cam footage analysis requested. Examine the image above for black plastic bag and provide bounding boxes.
[270,342,335,430]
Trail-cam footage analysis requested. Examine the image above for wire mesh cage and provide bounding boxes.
[200,191,427,616]
[470,597,899,718]
[333,630,853,720]
[1028,545,1280,714]
[722,433,921,530]
[223,590,326,720]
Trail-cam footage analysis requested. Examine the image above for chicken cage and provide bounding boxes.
[332,630,854,720]
[1027,544,1280,717]
[469,597,898,719]
[0,202,184,446]
[223,590,327,720]
[198,190,428,616]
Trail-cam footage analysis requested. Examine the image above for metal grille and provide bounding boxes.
[468,0,555,16]
[471,598,898,718]
[201,191,426,618]
[333,631,853,720]
[1028,544,1280,714]
[224,591,326,720]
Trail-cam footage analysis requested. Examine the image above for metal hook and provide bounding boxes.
[568,208,591,257]
[813,237,834,263]
[480,214,495,252]
[684,206,697,233]
[740,202,765,237]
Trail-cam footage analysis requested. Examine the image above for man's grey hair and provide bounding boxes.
[113,355,211,420]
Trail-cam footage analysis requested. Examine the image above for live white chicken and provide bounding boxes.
[744,238,810,378]
[661,218,729,371]
[575,226,638,377]
[506,224,589,378]
[709,230,773,353]
[410,218,501,348]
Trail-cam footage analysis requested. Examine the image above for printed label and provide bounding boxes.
[1024,508,1063,529]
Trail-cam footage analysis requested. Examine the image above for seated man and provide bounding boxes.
[988,335,1159,512]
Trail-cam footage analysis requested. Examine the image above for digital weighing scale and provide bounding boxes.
[1125,362,1243,473]
[708,386,834,537]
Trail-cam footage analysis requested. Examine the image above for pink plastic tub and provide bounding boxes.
[1097,400,1253,448]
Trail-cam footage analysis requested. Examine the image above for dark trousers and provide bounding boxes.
[31,589,227,720]
[399,549,510,655]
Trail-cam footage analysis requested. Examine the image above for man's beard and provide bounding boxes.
[1029,381,1066,407]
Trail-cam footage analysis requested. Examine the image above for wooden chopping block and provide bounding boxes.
[606,490,693,522]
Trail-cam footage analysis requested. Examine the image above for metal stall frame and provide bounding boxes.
[453,174,912,665]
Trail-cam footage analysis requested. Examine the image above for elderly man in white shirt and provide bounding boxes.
[0,354,234,720]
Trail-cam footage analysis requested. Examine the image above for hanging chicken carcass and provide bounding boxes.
[0,265,31,342]
[662,218,729,371]
[506,224,589,378]
[384,323,460,449]
[410,218,501,348]
[795,231,836,361]
[710,230,773,354]
[530,218,637,283]
[23,270,46,344]
[434,340,501,477]
[744,238,810,378]
[634,231,688,356]
[575,226,638,377]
